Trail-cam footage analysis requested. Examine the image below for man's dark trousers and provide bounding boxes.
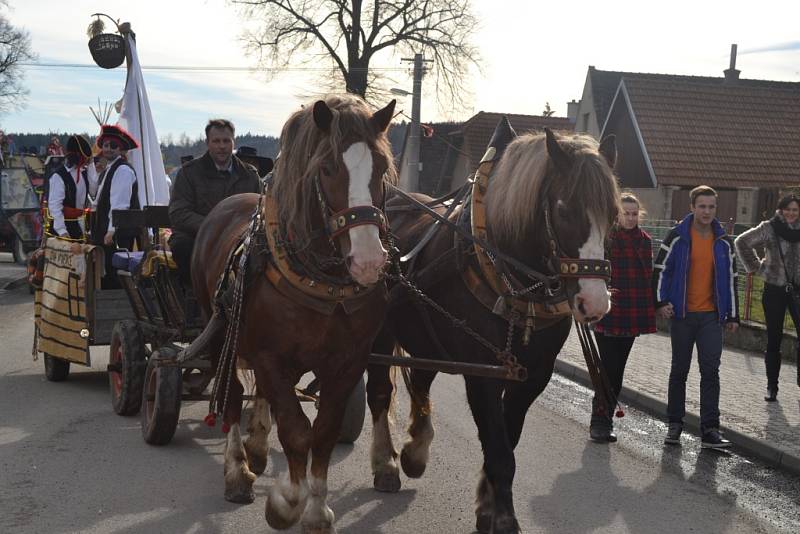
[170,234,194,286]
[667,311,723,432]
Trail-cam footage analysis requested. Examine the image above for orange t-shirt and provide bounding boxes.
[687,227,716,312]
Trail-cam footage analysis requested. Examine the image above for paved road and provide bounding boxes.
[0,252,26,289]
[1,285,799,533]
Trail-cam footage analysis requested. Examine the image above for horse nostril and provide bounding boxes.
[345,255,354,270]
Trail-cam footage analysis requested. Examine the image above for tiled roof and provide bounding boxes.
[461,112,574,169]
[621,77,800,187]
[588,66,800,131]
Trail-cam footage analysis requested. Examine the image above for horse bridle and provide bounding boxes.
[542,201,611,284]
[313,173,388,240]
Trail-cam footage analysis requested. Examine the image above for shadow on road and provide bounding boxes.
[528,442,737,534]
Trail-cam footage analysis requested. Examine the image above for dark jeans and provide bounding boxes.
[594,333,636,402]
[667,311,723,432]
[762,282,800,387]
[169,234,194,286]
[591,333,636,428]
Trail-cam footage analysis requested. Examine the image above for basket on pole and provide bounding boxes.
[87,14,126,69]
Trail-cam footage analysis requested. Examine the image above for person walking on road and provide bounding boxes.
[589,193,656,443]
[653,185,739,449]
[734,194,800,402]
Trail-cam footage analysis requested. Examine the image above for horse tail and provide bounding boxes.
[396,346,431,417]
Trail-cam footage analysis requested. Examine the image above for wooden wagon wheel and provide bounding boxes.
[140,347,182,445]
[108,320,147,415]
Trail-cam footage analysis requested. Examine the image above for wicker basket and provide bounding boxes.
[88,33,126,69]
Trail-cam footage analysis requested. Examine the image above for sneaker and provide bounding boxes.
[701,429,732,449]
[664,422,683,445]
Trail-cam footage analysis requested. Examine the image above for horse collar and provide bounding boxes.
[261,186,382,314]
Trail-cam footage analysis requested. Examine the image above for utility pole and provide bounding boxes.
[401,54,432,192]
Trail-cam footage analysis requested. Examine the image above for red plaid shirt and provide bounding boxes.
[594,226,657,336]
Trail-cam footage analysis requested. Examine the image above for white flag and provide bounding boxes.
[117,34,170,206]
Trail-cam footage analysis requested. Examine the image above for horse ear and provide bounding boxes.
[545,128,571,174]
[371,99,396,133]
[313,100,334,132]
[599,134,617,168]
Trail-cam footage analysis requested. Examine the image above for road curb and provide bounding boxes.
[1,275,28,291]
[554,358,800,477]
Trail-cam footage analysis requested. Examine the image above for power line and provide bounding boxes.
[19,62,406,73]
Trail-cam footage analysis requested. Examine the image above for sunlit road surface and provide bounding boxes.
[1,285,798,534]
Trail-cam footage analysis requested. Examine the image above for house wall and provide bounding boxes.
[629,187,669,221]
[573,71,601,137]
[735,188,759,225]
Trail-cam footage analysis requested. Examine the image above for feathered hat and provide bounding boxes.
[97,124,139,151]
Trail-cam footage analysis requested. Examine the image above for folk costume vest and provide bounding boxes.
[92,158,139,245]
[45,166,88,240]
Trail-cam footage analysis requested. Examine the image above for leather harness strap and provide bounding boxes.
[261,186,381,315]
[466,151,573,331]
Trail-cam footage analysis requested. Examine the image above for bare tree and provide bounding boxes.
[233,0,479,103]
[0,3,35,113]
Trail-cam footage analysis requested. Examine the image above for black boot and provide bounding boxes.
[765,351,780,401]
[589,397,616,443]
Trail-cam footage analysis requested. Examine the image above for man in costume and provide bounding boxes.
[45,134,96,241]
[91,124,140,248]
[169,119,260,284]
[91,124,140,288]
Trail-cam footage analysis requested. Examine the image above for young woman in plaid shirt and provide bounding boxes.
[590,193,657,442]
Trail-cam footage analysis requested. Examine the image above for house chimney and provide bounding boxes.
[567,99,580,123]
[723,43,740,84]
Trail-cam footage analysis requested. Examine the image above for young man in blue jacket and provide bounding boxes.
[653,185,739,449]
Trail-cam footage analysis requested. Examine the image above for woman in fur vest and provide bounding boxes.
[735,194,800,401]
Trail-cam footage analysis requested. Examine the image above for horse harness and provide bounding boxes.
[214,174,390,319]
[389,146,611,339]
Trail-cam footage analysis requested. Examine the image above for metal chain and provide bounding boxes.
[385,264,526,380]
[500,273,545,298]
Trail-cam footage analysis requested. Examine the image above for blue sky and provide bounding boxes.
[3,0,800,140]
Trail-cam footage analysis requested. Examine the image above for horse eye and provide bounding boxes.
[320,165,334,177]
[556,201,569,218]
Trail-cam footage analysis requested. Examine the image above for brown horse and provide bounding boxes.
[367,125,619,533]
[192,94,396,533]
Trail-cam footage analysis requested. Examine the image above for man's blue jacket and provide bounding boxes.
[652,214,739,323]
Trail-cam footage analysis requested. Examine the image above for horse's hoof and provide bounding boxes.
[265,491,303,530]
[493,515,521,534]
[301,522,335,534]
[373,471,401,493]
[247,454,267,476]
[224,488,255,504]
[476,513,492,533]
[400,448,426,478]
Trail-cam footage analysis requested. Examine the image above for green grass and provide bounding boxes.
[739,274,796,330]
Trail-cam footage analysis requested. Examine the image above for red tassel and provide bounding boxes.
[221,422,231,434]
[615,409,625,418]
[204,412,217,427]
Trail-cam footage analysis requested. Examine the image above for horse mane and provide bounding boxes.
[271,94,398,248]
[485,132,620,243]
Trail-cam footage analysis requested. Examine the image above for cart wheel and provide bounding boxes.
[44,354,70,382]
[12,236,28,265]
[141,347,182,445]
[338,374,366,444]
[109,320,147,416]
